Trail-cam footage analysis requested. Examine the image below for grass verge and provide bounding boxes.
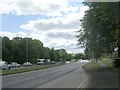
[82,62,101,71]
[2,63,65,76]
[101,59,113,68]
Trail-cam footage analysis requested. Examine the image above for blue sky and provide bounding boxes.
[0,0,88,53]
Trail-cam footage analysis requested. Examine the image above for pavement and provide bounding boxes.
[84,61,118,88]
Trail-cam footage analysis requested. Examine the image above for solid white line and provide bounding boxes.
[82,71,88,88]
[77,63,88,89]
[77,71,86,89]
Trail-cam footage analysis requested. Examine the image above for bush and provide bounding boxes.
[113,59,120,68]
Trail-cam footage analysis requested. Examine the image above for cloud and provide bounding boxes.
[0,31,27,39]
[0,30,83,53]
[20,5,89,32]
[0,0,79,16]
[50,42,84,53]
[0,1,89,53]
[20,13,80,31]
[47,31,75,39]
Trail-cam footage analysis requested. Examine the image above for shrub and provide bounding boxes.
[113,58,120,68]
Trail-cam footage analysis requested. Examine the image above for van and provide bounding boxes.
[37,59,45,65]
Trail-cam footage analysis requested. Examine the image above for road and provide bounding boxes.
[2,61,88,89]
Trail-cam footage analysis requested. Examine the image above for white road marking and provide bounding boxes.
[77,70,88,89]
[81,71,88,88]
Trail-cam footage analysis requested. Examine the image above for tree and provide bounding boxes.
[49,48,57,61]
[2,36,70,64]
[77,2,119,66]
[75,53,84,60]
[0,36,2,59]
[2,37,14,63]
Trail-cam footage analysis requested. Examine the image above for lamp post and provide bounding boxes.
[26,34,28,62]
[53,43,55,62]
[53,43,55,48]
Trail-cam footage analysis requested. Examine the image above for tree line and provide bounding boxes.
[77,2,120,67]
[2,36,74,64]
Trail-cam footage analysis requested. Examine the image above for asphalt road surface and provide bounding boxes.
[2,61,88,88]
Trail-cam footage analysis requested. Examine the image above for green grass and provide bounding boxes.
[0,70,2,75]
[2,63,64,76]
[82,62,101,71]
[101,58,113,68]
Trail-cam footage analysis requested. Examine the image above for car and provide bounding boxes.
[66,61,70,64]
[51,61,55,64]
[23,62,32,67]
[11,62,20,68]
[8,64,12,69]
[46,59,51,64]
[0,61,10,70]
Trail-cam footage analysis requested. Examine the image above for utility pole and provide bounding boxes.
[26,34,28,62]
[53,43,55,48]
[53,43,55,62]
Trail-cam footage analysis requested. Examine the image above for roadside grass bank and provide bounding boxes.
[82,62,101,71]
[82,62,118,88]
[2,63,65,76]
[83,58,115,71]
[101,58,114,68]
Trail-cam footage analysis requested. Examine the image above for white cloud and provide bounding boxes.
[20,13,80,31]
[0,30,83,53]
[20,5,89,32]
[0,31,27,39]
[47,31,75,39]
[0,0,79,16]
[0,0,89,53]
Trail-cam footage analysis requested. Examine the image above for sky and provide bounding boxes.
[0,0,89,54]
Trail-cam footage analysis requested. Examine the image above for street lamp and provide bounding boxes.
[26,34,28,62]
[53,43,55,62]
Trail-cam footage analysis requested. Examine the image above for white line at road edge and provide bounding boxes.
[81,71,88,88]
[77,71,86,88]
[77,66,88,89]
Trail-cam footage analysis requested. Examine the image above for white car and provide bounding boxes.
[0,61,10,70]
[66,61,70,64]
[51,61,55,64]
[23,62,32,67]
[11,62,20,68]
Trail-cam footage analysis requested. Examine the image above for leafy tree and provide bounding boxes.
[2,36,71,64]
[2,37,14,63]
[0,36,2,59]
[77,2,119,66]
[75,53,84,60]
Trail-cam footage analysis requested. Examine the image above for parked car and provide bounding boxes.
[23,62,32,67]
[0,61,10,70]
[66,61,70,64]
[11,62,20,68]
[8,64,12,69]
[51,61,55,64]
[46,59,51,64]
[37,59,45,65]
